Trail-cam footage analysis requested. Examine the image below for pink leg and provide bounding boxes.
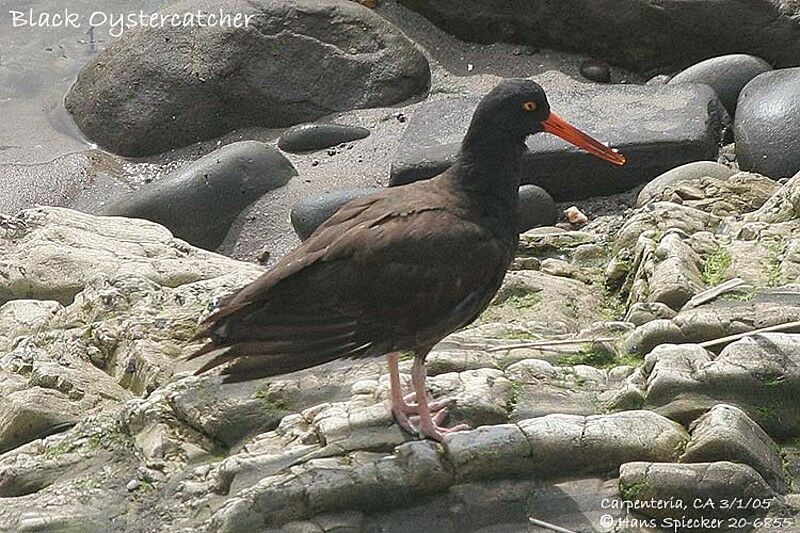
[410,357,470,441]
[387,352,418,435]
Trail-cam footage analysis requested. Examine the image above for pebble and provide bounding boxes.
[564,206,588,225]
[278,123,370,153]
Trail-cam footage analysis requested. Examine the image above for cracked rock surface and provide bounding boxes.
[2,173,800,531]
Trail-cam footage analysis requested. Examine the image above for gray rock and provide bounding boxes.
[648,233,705,310]
[517,185,557,231]
[0,207,262,306]
[625,302,677,326]
[615,202,721,252]
[105,142,296,250]
[637,161,736,207]
[669,54,772,116]
[65,0,430,156]
[0,299,62,351]
[278,124,371,153]
[742,171,800,224]
[682,404,788,492]
[618,461,774,520]
[646,74,672,86]
[390,73,728,200]
[0,388,80,454]
[290,188,380,241]
[641,334,800,438]
[395,0,800,71]
[735,68,800,178]
[624,301,800,356]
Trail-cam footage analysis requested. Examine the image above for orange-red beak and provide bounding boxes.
[541,112,626,166]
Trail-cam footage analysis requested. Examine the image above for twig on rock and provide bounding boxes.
[487,337,616,352]
[528,517,578,533]
[698,320,800,349]
[682,278,746,310]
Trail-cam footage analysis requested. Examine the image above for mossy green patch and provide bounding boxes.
[619,481,649,501]
[720,286,757,302]
[496,329,537,341]
[557,345,643,370]
[701,246,732,286]
[253,389,292,413]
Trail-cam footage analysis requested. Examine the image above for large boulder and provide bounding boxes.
[105,141,296,250]
[397,0,800,71]
[668,54,772,116]
[735,68,800,179]
[390,73,728,200]
[65,0,430,157]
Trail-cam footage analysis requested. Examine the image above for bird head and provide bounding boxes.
[469,79,625,166]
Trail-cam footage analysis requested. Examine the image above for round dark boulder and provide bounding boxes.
[66,0,430,157]
[518,185,558,232]
[637,161,735,206]
[106,141,296,250]
[291,188,381,240]
[396,0,800,72]
[669,54,772,116]
[579,60,611,83]
[278,124,371,153]
[735,68,800,179]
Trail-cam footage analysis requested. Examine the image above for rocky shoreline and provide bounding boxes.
[2,0,800,531]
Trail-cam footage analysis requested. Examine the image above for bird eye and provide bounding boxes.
[522,101,537,112]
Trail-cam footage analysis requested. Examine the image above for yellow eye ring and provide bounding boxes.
[522,101,537,112]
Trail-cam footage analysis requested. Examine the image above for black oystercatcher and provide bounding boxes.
[188,79,624,440]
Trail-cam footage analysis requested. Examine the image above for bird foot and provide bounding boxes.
[398,392,453,414]
[390,400,470,441]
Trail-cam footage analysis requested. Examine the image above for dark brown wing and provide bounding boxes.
[189,181,513,382]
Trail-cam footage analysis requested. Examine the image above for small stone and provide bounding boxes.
[126,479,142,492]
[579,59,611,83]
[278,124,371,153]
[564,206,588,226]
[257,248,271,264]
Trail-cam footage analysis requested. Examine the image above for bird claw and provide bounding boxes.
[400,392,454,413]
[391,401,469,441]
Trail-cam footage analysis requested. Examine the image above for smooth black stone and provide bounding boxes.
[579,60,611,83]
[291,187,381,240]
[735,67,800,179]
[669,54,772,116]
[106,141,296,249]
[278,124,371,153]
[291,185,556,240]
[518,185,558,231]
[390,75,728,201]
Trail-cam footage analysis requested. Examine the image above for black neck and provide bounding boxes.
[449,126,526,213]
